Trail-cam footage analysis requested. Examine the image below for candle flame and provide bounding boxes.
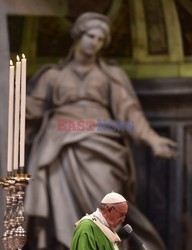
[10,60,13,66]
[22,53,25,59]
[16,55,20,61]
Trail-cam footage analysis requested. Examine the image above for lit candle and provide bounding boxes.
[7,60,15,173]
[20,54,26,168]
[13,55,21,172]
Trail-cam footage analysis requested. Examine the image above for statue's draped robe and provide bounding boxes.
[25,61,165,249]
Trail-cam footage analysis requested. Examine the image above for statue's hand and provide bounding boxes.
[152,137,178,159]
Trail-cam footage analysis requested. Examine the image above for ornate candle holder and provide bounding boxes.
[0,173,31,250]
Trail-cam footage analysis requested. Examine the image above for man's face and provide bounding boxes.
[105,202,128,229]
[76,28,105,56]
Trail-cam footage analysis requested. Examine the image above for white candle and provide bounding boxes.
[7,60,15,173]
[13,55,21,172]
[20,54,26,168]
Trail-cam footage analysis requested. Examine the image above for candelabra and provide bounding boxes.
[0,173,31,250]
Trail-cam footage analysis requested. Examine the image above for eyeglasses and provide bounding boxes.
[112,205,127,218]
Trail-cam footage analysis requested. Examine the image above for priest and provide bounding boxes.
[70,192,129,250]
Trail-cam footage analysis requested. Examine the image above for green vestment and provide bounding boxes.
[70,219,115,250]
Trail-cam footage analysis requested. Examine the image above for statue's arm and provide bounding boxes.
[26,68,56,120]
[109,66,177,159]
[26,67,57,142]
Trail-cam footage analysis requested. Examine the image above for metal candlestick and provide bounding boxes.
[0,173,31,250]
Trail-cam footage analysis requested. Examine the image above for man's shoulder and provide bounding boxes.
[74,219,99,236]
[78,218,96,228]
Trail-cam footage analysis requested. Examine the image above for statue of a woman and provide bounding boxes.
[25,12,177,250]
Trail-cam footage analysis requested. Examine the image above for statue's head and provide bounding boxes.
[71,12,111,47]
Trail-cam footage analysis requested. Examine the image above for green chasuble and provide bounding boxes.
[70,219,115,250]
